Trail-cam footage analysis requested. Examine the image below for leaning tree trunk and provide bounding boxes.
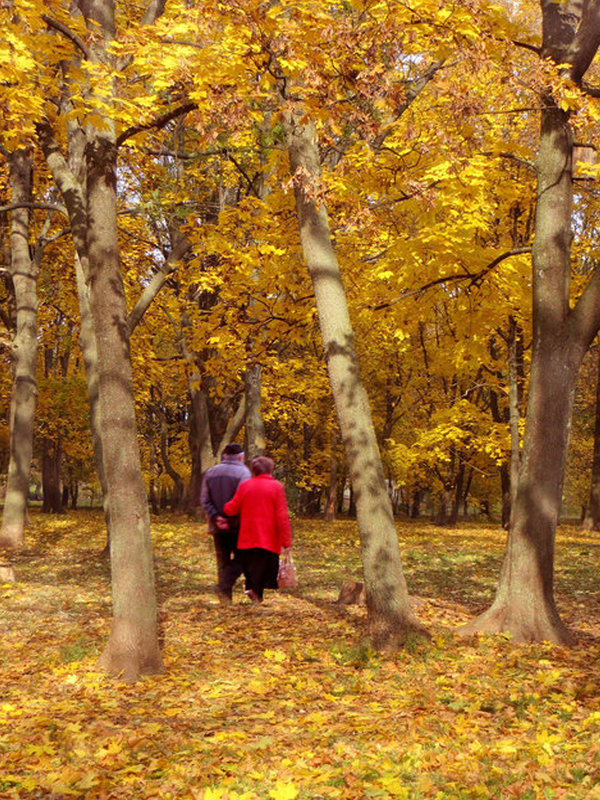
[0,150,38,549]
[462,0,600,644]
[284,112,424,648]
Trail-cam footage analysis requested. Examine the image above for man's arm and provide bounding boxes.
[200,474,219,520]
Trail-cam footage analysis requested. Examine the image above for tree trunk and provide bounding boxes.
[84,0,163,681]
[74,254,112,548]
[283,112,424,648]
[0,150,38,549]
[582,342,600,531]
[507,317,523,527]
[244,362,266,460]
[187,381,215,508]
[462,3,600,644]
[159,409,184,510]
[324,433,338,522]
[41,437,63,513]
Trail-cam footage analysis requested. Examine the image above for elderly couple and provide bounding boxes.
[199,444,292,604]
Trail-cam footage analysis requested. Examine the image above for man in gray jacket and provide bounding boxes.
[200,443,251,603]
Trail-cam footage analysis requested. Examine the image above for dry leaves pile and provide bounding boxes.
[1,511,600,799]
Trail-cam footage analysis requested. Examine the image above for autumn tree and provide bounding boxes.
[463,0,600,644]
[27,0,168,679]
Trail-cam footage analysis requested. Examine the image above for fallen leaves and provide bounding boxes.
[1,512,600,798]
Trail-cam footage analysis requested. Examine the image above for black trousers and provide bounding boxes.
[213,531,243,597]
[239,548,279,600]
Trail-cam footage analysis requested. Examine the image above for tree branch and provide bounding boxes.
[565,0,600,83]
[512,39,541,55]
[366,248,531,311]
[581,81,600,98]
[117,102,197,147]
[41,14,91,59]
[0,202,68,216]
[126,234,192,336]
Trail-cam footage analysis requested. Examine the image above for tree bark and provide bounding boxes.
[462,1,600,644]
[63,0,163,680]
[283,111,424,648]
[244,362,266,460]
[0,150,38,549]
[74,254,112,548]
[324,431,338,522]
[507,317,523,526]
[41,436,63,513]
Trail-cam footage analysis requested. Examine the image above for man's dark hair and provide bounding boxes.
[223,443,243,456]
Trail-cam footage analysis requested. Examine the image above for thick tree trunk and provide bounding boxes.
[0,150,38,549]
[84,0,162,681]
[87,130,163,677]
[87,129,163,679]
[464,337,581,643]
[284,112,424,648]
[463,2,600,643]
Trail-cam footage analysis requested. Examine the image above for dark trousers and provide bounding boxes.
[239,548,279,601]
[213,531,243,597]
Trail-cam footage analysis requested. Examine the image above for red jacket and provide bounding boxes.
[224,474,292,554]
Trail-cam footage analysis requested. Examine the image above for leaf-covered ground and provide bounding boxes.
[2,512,600,799]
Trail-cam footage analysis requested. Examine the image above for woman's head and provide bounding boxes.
[250,456,275,476]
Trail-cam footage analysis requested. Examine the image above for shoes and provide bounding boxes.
[244,588,262,604]
[215,587,233,605]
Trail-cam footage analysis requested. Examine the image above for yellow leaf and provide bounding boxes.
[203,789,227,800]
[269,780,298,800]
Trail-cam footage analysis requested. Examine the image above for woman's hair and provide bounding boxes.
[250,456,275,476]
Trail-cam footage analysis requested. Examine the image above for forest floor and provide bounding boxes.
[1,512,600,799]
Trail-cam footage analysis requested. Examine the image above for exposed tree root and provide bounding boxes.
[458,601,576,646]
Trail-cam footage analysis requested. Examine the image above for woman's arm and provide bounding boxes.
[224,486,243,517]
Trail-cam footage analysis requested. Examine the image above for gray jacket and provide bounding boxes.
[200,456,251,532]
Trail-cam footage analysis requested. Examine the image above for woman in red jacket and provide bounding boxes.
[224,455,292,603]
